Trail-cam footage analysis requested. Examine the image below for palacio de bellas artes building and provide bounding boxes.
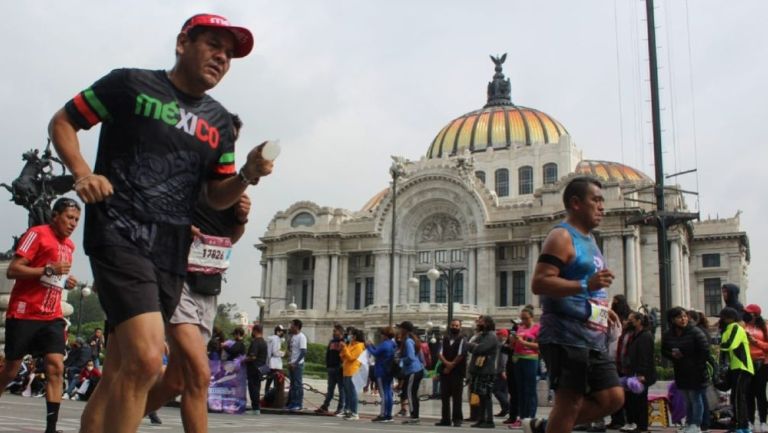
[255,56,750,341]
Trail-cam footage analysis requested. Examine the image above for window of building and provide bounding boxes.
[519,166,533,195]
[301,279,312,309]
[704,278,722,316]
[364,277,375,307]
[497,246,507,261]
[543,163,558,185]
[354,279,362,310]
[454,272,464,303]
[435,278,446,303]
[475,171,486,184]
[418,251,431,264]
[291,212,316,228]
[436,250,449,263]
[451,249,463,263]
[419,275,430,303]
[512,271,526,306]
[499,271,508,307]
[302,257,311,271]
[365,254,373,267]
[510,244,527,260]
[702,253,721,268]
[495,169,509,197]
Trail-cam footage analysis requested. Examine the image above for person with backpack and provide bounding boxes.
[720,307,754,433]
[744,304,768,432]
[397,321,424,425]
[661,307,710,433]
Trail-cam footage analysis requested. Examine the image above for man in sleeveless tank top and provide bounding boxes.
[522,177,624,433]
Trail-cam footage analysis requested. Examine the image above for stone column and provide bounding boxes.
[392,253,401,308]
[682,250,691,309]
[602,236,625,298]
[265,258,273,302]
[270,256,288,310]
[328,255,339,313]
[337,255,349,310]
[468,248,477,306]
[670,241,682,307]
[374,252,390,305]
[476,246,496,310]
[527,242,540,305]
[624,235,638,309]
[312,254,330,313]
[260,262,268,298]
[398,253,412,305]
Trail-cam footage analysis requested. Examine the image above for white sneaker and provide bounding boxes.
[61,394,70,400]
[760,422,768,433]
[620,423,637,432]
[684,425,702,433]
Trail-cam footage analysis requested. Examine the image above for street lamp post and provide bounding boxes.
[250,296,294,324]
[388,158,407,327]
[427,264,466,325]
[75,283,92,338]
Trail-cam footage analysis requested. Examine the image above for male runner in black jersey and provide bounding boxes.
[49,14,272,433]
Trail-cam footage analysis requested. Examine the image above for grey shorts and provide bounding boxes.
[169,283,217,341]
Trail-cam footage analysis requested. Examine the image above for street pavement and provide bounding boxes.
[0,380,729,432]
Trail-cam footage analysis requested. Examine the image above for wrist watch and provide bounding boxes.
[43,265,55,277]
[238,167,260,186]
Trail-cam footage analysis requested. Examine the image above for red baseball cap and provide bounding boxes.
[745,304,762,315]
[181,14,254,58]
[496,329,509,338]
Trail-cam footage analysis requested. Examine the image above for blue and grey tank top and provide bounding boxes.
[538,222,609,351]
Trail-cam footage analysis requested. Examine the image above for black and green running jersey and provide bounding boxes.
[64,68,237,275]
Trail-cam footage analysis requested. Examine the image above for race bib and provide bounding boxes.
[187,234,232,274]
[586,299,610,332]
[40,273,69,290]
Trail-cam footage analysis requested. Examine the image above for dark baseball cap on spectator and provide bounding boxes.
[397,321,414,332]
[181,13,254,58]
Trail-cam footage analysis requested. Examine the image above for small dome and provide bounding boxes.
[427,54,568,159]
[361,188,389,212]
[576,160,651,183]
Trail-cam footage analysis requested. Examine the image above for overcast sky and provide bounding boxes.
[2,1,766,322]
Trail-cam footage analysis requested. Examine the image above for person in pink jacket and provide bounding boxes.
[512,307,541,422]
[745,304,768,431]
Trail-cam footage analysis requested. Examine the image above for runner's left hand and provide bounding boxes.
[235,194,251,223]
[65,276,77,290]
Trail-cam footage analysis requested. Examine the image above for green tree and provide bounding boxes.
[69,287,106,335]
[213,302,239,337]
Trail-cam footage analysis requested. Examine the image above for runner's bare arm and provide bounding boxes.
[49,109,114,203]
[206,144,272,210]
[7,256,50,280]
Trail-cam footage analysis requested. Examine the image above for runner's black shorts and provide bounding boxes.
[4,318,66,360]
[90,247,184,328]
[540,343,620,394]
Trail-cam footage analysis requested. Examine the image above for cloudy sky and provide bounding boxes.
[2,1,766,321]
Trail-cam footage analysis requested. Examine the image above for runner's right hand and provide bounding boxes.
[587,269,614,291]
[53,262,72,275]
[74,174,113,203]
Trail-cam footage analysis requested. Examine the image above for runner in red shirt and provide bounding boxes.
[0,197,80,433]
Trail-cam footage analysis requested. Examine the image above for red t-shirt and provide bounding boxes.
[7,225,75,320]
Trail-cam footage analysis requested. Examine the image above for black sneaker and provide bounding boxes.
[315,406,329,414]
[453,421,463,427]
[435,420,452,426]
[148,412,162,425]
[372,416,386,423]
[397,409,408,417]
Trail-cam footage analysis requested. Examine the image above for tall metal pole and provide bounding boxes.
[645,0,671,327]
[76,292,84,338]
[388,171,398,327]
[446,269,454,324]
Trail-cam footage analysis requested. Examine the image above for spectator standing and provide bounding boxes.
[340,328,365,421]
[208,327,225,360]
[88,328,105,368]
[622,312,656,433]
[605,295,632,431]
[720,307,754,433]
[501,320,520,426]
[64,338,93,398]
[264,325,285,396]
[661,307,710,433]
[286,319,307,411]
[512,308,540,424]
[223,327,246,360]
[316,324,346,415]
[428,335,442,398]
[467,315,499,429]
[245,324,268,415]
[398,321,424,425]
[493,328,511,419]
[435,319,467,428]
[744,304,768,431]
[367,326,396,423]
[722,284,745,317]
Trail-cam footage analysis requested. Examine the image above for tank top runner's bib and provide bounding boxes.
[538,222,609,351]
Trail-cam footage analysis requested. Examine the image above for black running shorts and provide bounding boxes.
[540,343,620,394]
[89,247,185,327]
[4,318,66,360]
